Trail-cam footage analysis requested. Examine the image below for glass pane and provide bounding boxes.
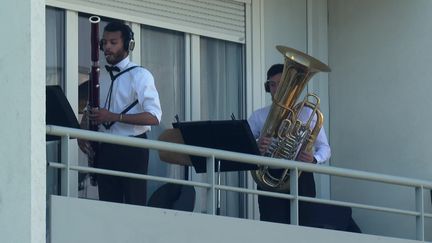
[141,25,186,195]
[45,7,65,199]
[199,36,245,218]
[46,7,65,87]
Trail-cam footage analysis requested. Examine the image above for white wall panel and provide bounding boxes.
[263,0,307,73]
[0,0,46,242]
[50,196,421,243]
[328,0,432,240]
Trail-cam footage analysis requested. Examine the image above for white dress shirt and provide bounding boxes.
[248,105,331,163]
[99,56,162,136]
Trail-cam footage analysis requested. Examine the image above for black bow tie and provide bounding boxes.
[105,65,120,73]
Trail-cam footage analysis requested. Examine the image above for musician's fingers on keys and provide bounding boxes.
[257,136,272,155]
[88,107,100,122]
[296,151,314,163]
[89,108,114,125]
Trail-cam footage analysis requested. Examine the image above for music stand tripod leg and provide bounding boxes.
[216,159,221,215]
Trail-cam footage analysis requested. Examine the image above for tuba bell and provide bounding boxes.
[251,45,330,192]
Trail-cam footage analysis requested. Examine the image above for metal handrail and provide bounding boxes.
[46,125,432,240]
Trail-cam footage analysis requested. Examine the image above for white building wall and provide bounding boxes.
[0,0,46,242]
[263,0,307,70]
[328,0,432,240]
[51,196,421,243]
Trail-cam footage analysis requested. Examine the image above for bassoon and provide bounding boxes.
[89,16,100,129]
[88,16,101,185]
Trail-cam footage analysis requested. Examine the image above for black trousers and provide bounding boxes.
[258,171,316,224]
[95,133,149,206]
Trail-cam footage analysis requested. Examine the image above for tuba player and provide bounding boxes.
[247,64,331,224]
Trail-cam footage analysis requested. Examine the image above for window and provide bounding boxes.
[47,8,247,214]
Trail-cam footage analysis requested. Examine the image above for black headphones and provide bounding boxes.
[123,25,135,52]
[264,81,271,93]
[264,64,284,93]
[100,24,135,52]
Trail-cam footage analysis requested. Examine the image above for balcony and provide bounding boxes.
[46,125,432,243]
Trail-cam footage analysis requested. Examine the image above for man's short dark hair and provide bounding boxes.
[266,64,284,80]
[104,21,134,51]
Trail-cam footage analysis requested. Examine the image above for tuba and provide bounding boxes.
[251,45,330,192]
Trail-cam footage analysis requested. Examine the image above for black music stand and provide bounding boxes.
[46,85,81,196]
[174,119,260,173]
[174,119,260,215]
[46,85,80,141]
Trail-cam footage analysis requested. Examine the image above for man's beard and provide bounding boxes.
[105,52,127,65]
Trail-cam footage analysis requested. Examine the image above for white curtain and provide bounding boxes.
[200,37,244,119]
[46,7,65,86]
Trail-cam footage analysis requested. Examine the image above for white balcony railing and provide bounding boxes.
[46,125,432,241]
